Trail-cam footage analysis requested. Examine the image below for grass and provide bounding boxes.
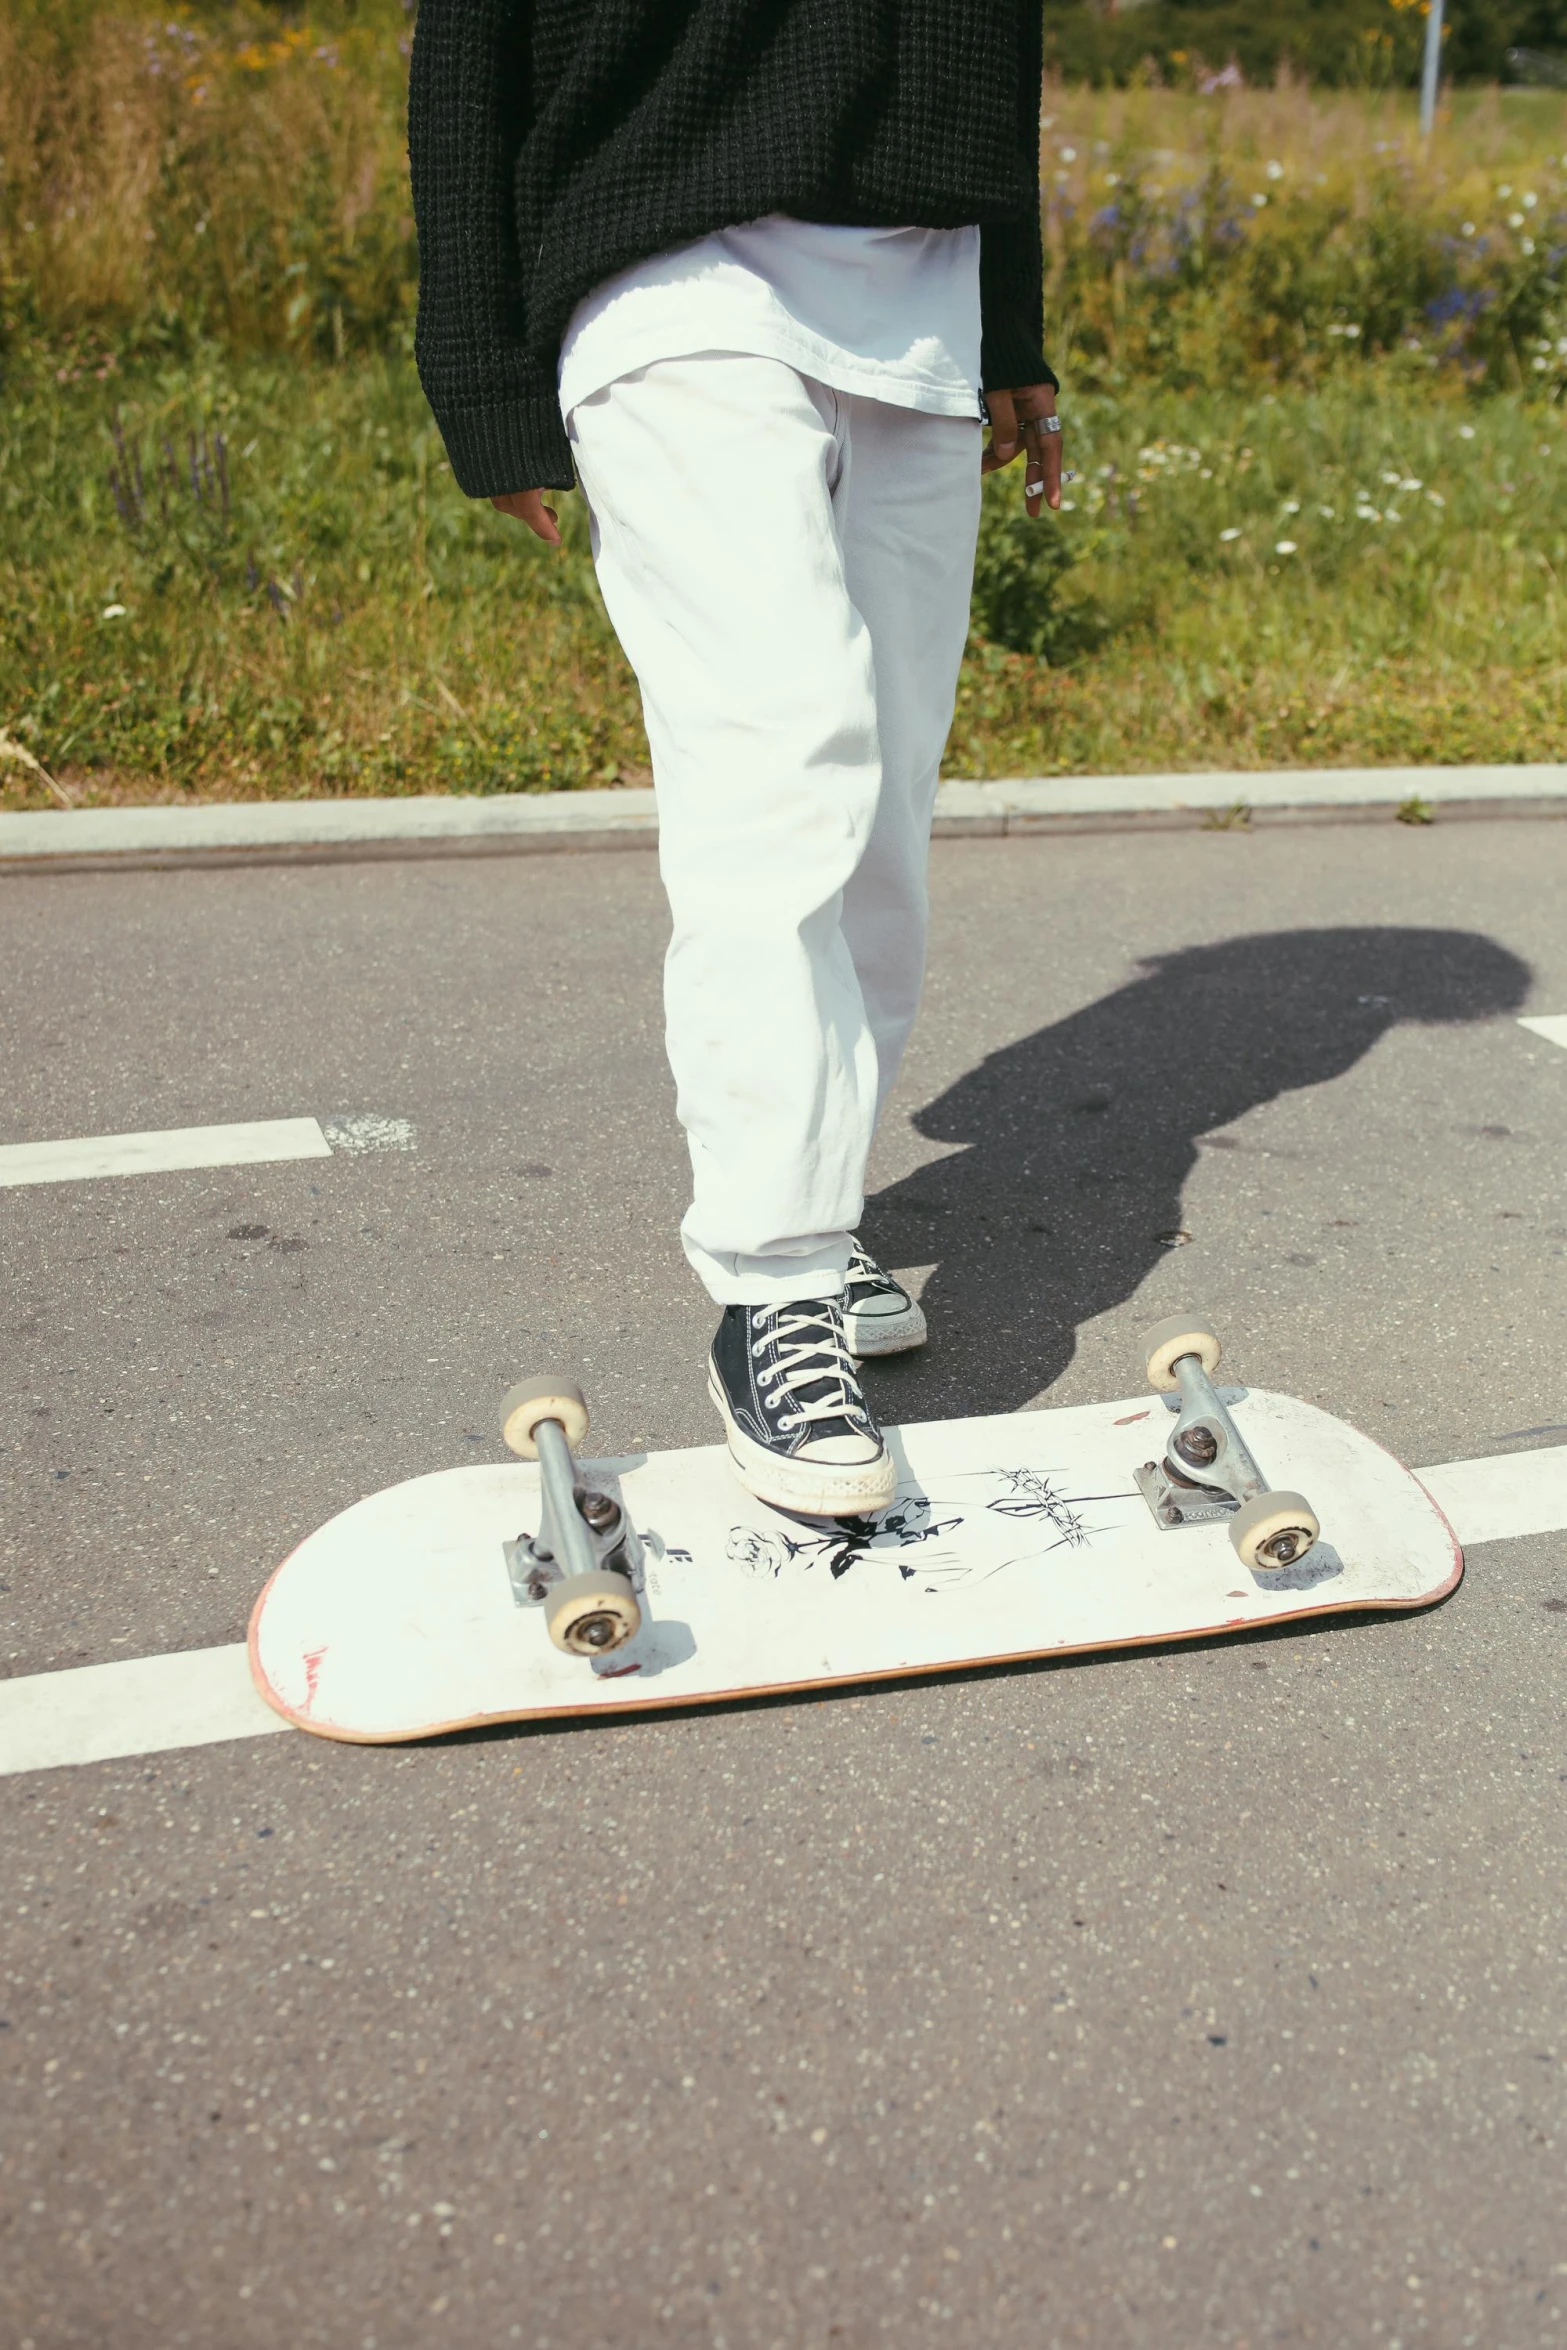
[1,350,645,805]
[2,4,1567,804]
[6,352,1567,806]
[957,379,1567,776]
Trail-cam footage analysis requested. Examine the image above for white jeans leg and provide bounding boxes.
[568,354,977,1307]
[835,395,983,1124]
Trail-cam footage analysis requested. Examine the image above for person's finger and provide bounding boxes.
[981,388,1019,476]
[1022,417,1065,517]
[489,488,563,547]
[1039,422,1065,515]
[1021,420,1044,516]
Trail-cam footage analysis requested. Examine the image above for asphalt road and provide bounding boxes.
[3,819,1566,2350]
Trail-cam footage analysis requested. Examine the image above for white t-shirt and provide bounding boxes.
[557,216,982,422]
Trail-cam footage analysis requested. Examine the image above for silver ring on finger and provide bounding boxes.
[1040,415,1064,435]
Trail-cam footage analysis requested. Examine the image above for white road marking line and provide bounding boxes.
[1518,1013,1567,1050]
[2,1445,1563,1779]
[1416,1445,1567,1548]
[0,1645,287,1776]
[0,1116,332,1188]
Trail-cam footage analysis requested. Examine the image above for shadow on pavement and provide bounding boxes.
[861,925,1531,1418]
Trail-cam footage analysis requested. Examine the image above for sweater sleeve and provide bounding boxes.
[978,1,1056,393]
[408,0,575,497]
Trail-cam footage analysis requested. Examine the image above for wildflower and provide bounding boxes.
[1105,171,1120,187]
[1250,193,1268,209]
[1265,160,1284,180]
[1398,478,1422,491]
[1219,527,1242,541]
[1199,467,1213,478]
[1523,191,1538,208]
[1461,222,1475,236]
[1522,238,1536,255]
[1274,540,1297,554]
[1509,213,1525,229]
[1458,424,1476,439]
[1282,499,1301,513]
[1060,500,1077,511]
[1386,509,1402,523]
[1059,146,1077,162]
[1318,505,1335,518]
[101,603,127,619]
[1355,506,1381,521]
[1499,184,1513,198]
[1380,470,1402,485]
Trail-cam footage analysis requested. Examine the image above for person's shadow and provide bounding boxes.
[859,925,1531,1418]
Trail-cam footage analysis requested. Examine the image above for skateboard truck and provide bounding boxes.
[499,1377,642,1657]
[1134,1317,1321,1573]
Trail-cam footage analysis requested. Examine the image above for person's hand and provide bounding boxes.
[981,383,1062,517]
[489,488,563,545]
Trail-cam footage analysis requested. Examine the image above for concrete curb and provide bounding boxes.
[3,764,1565,873]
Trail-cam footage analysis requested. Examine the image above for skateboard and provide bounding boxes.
[248,1317,1461,1745]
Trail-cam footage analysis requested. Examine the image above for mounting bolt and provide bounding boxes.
[1175,1424,1220,1469]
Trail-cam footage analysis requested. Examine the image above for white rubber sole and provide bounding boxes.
[842,1295,928,1359]
[706,1369,897,1517]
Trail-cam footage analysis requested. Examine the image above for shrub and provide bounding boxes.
[1037,80,1567,396]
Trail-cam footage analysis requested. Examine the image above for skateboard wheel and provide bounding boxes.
[1230,1491,1320,1572]
[544,1570,641,1657]
[1142,1314,1222,1392]
[501,1376,589,1459]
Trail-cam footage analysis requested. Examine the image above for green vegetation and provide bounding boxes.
[2,3,1567,804]
[1046,0,1567,91]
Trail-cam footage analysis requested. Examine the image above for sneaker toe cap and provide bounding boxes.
[794,1432,886,1467]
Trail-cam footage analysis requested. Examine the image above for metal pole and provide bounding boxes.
[1420,0,1445,138]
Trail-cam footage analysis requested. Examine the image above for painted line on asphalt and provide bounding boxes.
[0,1645,287,1776]
[0,1111,415,1189]
[0,1117,330,1188]
[1416,1445,1567,1548]
[1519,1013,1567,1051]
[1,1445,1562,1780]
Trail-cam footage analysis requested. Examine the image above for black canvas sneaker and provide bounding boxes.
[841,1238,928,1359]
[708,1298,897,1516]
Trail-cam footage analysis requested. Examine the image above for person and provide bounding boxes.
[409,0,1062,1519]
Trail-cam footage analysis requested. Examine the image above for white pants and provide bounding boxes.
[568,354,982,1305]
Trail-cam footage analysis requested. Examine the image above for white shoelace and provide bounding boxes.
[752,1303,866,1433]
[847,1240,897,1295]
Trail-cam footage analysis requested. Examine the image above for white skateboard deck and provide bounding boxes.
[248,1388,1460,1744]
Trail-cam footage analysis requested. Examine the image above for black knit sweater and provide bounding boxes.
[408,1,1053,498]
